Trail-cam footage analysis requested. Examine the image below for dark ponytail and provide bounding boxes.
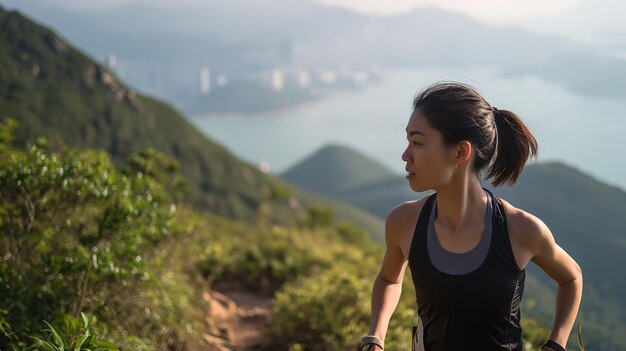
[487,109,538,186]
[412,81,538,187]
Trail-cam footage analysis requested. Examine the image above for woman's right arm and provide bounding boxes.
[365,205,411,350]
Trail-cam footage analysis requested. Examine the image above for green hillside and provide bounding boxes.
[281,144,397,194]
[283,143,626,350]
[0,6,383,238]
[0,6,262,218]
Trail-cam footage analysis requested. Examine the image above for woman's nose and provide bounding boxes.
[401,145,411,162]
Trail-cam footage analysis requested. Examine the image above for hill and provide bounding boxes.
[0,5,263,217]
[281,144,396,194]
[0,5,384,238]
[281,144,417,216]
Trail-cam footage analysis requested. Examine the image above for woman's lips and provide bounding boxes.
[406,171,415,179]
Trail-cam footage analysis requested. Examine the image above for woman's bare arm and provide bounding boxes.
[526,216,583,350]
[366,204,413,349]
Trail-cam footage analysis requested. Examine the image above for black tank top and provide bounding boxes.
[408,188,526,351]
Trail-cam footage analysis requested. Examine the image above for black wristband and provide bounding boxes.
[542,339,565,351]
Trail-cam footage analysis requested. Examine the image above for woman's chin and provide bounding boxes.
[407,179,432,193]
[407,179,422,192]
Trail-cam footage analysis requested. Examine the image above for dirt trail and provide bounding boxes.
[202,289,274,351]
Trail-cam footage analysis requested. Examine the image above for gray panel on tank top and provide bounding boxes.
[427,191,492,275]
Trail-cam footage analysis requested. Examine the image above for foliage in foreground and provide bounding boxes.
[0,119,200,350]
[23,313,117,351]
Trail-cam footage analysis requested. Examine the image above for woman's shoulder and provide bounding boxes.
[387,192,434,223]
[497,196,553,251]
[498,197,545,230]
[384,193,434,243]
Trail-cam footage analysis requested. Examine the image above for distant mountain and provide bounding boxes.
[5,0,626,111]
[0,6,385,239]
[282,143,626,350]
[281,144,419,216]
[281,144,395,192]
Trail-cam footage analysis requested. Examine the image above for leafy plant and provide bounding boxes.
[24,313,117,351]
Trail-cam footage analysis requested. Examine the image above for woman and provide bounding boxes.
[359,82,583,351]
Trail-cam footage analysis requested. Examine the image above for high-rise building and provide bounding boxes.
[217,74,228,87]
[200,66,210,95]
[107,53,117,69]
[272,69,284,91]
[297,70,310,89]
[319,70,337,85]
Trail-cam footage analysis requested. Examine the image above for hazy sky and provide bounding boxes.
[42,0,582,20]
[27,0,626,46]
[321,0,626,46]
[317,0,581,21]
[35,0,583,21]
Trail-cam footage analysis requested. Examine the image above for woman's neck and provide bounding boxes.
[433,177,488,234]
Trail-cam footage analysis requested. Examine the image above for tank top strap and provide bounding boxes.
[408,192,437,267]
[484,188,523,273]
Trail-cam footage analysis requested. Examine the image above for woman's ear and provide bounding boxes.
[455,140,472,165]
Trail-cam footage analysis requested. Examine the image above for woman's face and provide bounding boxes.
[402,109,457,192]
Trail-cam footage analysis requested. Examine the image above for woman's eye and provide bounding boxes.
[406,137,421,146]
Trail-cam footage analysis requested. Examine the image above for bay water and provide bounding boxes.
[189,66,625,190]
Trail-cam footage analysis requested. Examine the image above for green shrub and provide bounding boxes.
[0,119,181,344]
[24,313,117,351]
[198,226,328,292]
[197,222,381,294]
[271,265,371,350]
[302,205,334,228]
[335,222,370,246]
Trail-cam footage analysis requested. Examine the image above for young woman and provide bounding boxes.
[360,82,583,351]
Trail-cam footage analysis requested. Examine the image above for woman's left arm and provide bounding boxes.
[529,218,584,350]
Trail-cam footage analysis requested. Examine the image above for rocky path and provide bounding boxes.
[202,289,274,351]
